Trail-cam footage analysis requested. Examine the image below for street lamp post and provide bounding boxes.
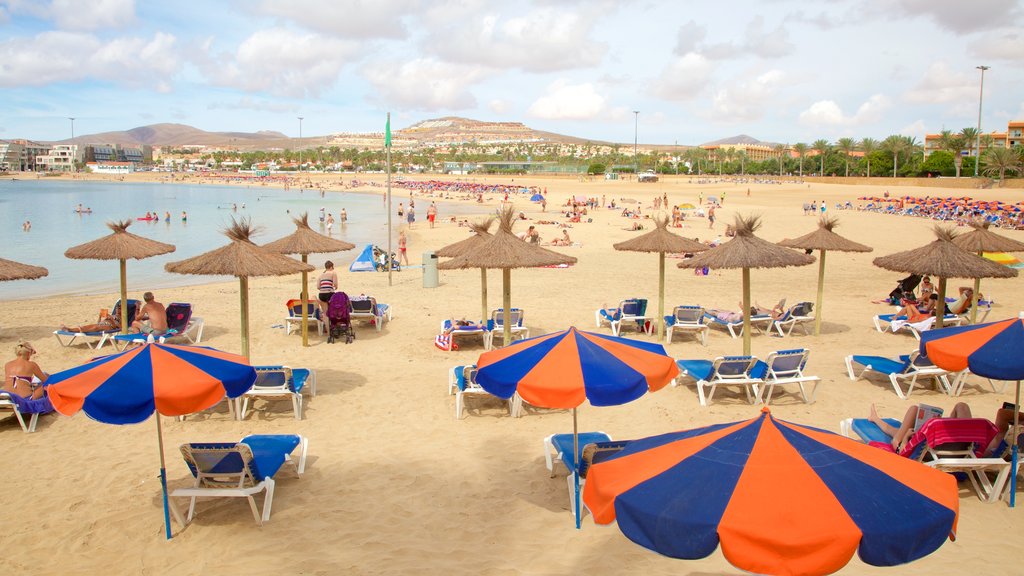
[974,65,990,177]
[68,117,76,172]
[632,110,639,176]
[297,117,304,174]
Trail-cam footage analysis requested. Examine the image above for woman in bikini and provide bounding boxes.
[3,341,47,400]
[317,261,338,315]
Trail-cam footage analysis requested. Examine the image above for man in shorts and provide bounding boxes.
[131,292,168,335]
[427,202,438,228]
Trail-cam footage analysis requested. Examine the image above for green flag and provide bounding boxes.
[385,115,391,148]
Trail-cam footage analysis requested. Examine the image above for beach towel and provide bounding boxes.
[434,334,458,351]
[1,390,54,415]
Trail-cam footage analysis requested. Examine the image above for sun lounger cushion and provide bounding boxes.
[550,432,612,474]
[848,417,901,444]
[184,434,301,482]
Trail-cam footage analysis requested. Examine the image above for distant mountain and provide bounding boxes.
[57,123,290,147]
[701,134,764,146]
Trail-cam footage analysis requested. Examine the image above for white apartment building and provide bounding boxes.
[35,144,82,172]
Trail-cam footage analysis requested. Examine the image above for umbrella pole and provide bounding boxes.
[657,252,665,340]
[481,268,488,325]
[742,268,751,356]
[240,276,250,359]
[971,275,981,325]
[155,411,172,540]
[120,259,128,334]
[573,407,581,530]
[301,256,309,347]
[1012,381,1020,508]
[502,268,511,348]
[814,250,826,336]
[936,277,947,329]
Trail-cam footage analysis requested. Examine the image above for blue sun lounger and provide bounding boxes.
[675,355,767,406]
[844,351,954,399]
[703,312,772,338]
[54,299,141,349]
[170,434,308,527]
[543,432,627,517]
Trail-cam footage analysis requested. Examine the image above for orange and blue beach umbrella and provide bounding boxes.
[476,326,678,408]
[921,316,1024,506]
[47,343,257,539]
[584,409,959,576]
[476,327,679,528]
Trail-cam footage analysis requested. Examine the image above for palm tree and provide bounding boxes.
[939,130,968,178]
[792,143,808,176]
[835,137,858,177]
[773,143,788,175]
[812,139,831,175]
[983,146,1023,183]
[881,135,912,177]
[960,127,979,166]
[735,150,747,175]
[860,138,879,177]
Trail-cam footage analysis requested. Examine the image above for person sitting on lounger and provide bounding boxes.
[3,341,47,400]
[897,294,937,323]
[61,305,127,334]
[868,402,973,453]
[947,287,977,315]
[131,292,168,335]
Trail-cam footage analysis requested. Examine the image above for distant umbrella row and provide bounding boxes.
[433,211,1021,356]
[3,214,357,357]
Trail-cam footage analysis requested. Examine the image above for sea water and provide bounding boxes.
[0,178,476,300]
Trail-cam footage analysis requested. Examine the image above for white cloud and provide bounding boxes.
[798,94,891,127]
[362,58,487,110]
[969,30,1024,63]
[254,0,415,39]
[0,30,179,90]
[652,52,713,101]
[199,28,357,98]
[698,16,794,60]
[527,80,607,120]
[421,6,606,72]
[899,120,928,138]
[489,99,509,114]
[903,62,975,105]
[673,20,707,55]
[893,0,1022,34]
[51,0,134,31]
[711,70,785,123]
[2,0,135,30]
[208,98,298,113]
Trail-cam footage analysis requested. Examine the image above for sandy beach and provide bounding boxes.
[4,172,1024,575]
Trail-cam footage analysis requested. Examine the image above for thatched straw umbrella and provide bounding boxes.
[439,207,576,347]
[65,220,176,334]
[436,218,494,324]
[677,215,815,355]
[613,214,709,339]
[0,257,48,282]
[951,219,1024,323]
[778,217,872,335]
[165,218,314,358]
[873,226,1017,329]
[264,213,355,346]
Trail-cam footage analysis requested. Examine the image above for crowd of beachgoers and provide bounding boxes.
[857,195,1024,229]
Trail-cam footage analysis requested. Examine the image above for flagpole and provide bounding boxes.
[386,113,393,287]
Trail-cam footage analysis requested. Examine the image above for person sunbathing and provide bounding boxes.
[444,319,485,333]
[896,294,937,323]
[869,402,973,453]
[947,287,977,315]
[61,306,127,333]
[4,341,47,400]
[707,300,786,323]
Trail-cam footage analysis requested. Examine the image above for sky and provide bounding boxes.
[1,0,1023,146]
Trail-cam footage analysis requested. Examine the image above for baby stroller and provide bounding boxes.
[326,291,354,344]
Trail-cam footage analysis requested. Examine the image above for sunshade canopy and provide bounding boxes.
[584,409,959,575]
[65,220,176,261]
[263,212,355,255]
[0,256,48,281]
